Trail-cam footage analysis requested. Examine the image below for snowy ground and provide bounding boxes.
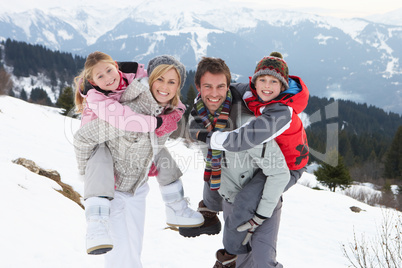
[0,95,400,268]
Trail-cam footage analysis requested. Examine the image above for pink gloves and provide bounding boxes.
[155,109,183,137]
[148,162,158,177]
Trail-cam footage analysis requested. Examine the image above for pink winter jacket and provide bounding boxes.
[80,69,159,132]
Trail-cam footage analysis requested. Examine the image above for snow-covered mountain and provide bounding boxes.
[0,0,401,114]
[366,8,402,26]
[1,94,401,267]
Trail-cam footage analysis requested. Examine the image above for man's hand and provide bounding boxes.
[236,214,266,245]
[196,131,209,143]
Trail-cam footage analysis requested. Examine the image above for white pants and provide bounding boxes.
[104,183,150,268]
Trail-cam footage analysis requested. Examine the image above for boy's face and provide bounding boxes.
[196,71,229,115]
[255,75,282,102]
[91,61,120,91]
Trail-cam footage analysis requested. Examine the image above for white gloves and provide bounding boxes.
[236,215,266,245]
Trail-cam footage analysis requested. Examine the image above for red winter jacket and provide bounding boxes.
[208,75,309,170]
[268,76,309,169]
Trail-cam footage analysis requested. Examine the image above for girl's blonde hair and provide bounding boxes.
[73,51,116,113]
[148,64,182,108]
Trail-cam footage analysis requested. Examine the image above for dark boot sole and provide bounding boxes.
[179,221,221,237]
[87,245,113,255]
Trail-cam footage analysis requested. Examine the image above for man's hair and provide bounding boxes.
[195,57,231,87]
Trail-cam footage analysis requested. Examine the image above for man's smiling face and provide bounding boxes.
[197,71,229,115]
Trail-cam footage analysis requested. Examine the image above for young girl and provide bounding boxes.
[73,52,203,260]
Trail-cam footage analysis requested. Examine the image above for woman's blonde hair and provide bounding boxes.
[73,51,116,113]
[148,64,182,108]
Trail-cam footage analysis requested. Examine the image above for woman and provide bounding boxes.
[73,55,203,267]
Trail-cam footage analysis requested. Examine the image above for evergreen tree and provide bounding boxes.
[4,38,85,84]
[8,89,15,97]
[339,130,354,166]
[50,70,57,87]
[20,89,28,101]
[384,125,402,180]
[314,151,353,192]
[186,85,197,105]
[29,87,53,106]
[56,86,75,116]
[183,84,197,119]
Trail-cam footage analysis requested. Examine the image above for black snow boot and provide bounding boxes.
[179,200,221,237]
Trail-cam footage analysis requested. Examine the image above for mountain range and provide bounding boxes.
[0,0,401,114]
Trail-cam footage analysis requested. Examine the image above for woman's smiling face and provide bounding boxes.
[150,68,180,106]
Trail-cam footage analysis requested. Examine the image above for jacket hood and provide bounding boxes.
[285,75,309,114]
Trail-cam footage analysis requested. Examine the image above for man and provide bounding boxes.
[180,57,290,268]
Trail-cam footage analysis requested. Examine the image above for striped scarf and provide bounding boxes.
[193,90,232,190]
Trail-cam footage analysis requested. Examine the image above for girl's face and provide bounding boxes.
[151,68,180,106]
[255,75,282,102]
[90,61,120,91]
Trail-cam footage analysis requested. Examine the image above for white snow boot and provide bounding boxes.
[84,197,113,255]
[160,179,204,227]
